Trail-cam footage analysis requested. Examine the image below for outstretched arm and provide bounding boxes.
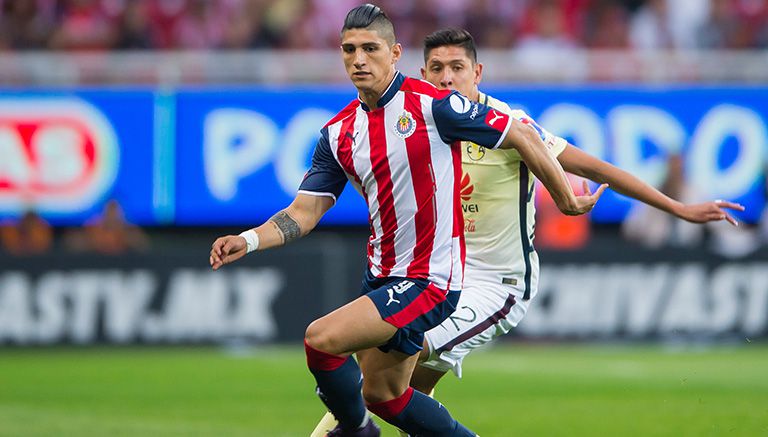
[209,193,335,270]
[557,144,745,225]
[498,121,608,216]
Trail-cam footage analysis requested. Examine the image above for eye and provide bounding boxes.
[453,65,464,72]
[364,46,377,53]
[342,46,355,53]
[430,66,442,73]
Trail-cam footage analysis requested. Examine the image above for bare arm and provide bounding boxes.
[498,121,607,215]
[557,144,744,225]
[209,193,335,270]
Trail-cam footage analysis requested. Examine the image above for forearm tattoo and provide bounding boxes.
[269,210,301,245]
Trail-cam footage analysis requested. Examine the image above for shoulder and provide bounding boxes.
[324,99,360,128]
[482,93,515,115]
[400,77,452,100]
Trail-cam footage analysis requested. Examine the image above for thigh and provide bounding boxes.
[357,347,420,404]
[421,279,525,376]
[306,295,398,356]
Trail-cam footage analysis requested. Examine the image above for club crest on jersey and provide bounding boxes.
[395,111,416,138]
[466,143,486,161]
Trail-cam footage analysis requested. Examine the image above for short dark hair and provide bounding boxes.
[341,4,396,45]
[423,28,477,64]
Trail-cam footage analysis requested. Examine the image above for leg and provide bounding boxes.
[358,348,476,437]
[304,296,397,432]
[410,363,447,395]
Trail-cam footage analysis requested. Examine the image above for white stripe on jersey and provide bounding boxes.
[350,108,385,276]
[421,93,460,290]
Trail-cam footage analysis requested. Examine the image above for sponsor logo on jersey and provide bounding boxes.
[394,111,417,138]
[460,172,474,201]
[464,218,476,233]
[460,172,480,216]
[466,143,486,161]
[0,98,119,214]
[449,94,472,114]
[484,109,508,132]
[469,103,479,120]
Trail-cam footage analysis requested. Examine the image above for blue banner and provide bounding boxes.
[0,86,764,226]
[0,90,157,226]
[174,87,367,225]
[174,86,765,225]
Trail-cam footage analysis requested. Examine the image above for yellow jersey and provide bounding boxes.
[461,92,567,299]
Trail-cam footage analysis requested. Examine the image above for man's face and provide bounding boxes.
[341,28,401,94]
[421,45,482,98]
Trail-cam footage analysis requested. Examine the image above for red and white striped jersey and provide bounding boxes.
[299,72,512,291]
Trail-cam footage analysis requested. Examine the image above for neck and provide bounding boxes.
[359,70,396,110]
[468,87,480,103]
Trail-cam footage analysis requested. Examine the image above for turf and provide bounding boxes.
[0,343,766,436]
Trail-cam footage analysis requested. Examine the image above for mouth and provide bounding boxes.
[352,72,371,78]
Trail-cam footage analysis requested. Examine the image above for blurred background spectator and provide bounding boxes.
[64,199,149,254]
[0,210,53,255]
[0,0,767,51]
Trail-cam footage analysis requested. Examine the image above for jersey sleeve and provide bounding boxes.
[297,128,347,202]
[510,110,568,157]
[431,91,512,149]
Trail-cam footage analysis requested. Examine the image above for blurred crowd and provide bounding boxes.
[0,200,149,256]
[1,0,767,51]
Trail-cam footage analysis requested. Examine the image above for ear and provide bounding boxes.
[391,42,402,64]
[420,67,427,80]
[474,62,484,86]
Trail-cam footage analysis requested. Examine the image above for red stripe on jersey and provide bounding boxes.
[335,111,359,182]
[400,77,451,100]
[403,93,436,278]
[324,100,359,129]
[367,111,397,277]
[384,283,447,328]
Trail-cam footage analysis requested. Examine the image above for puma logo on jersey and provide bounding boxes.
[488,110,504,126]
[345,131,359,145]
[484,109,507,132]
[385,280,414,306]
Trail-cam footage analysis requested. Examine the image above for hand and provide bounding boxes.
[209,235,248,270]
[560,181,609,216]
[676,200,745,226]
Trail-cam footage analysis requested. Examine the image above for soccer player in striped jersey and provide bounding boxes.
[211,6,605,437]
[312,26,746,436]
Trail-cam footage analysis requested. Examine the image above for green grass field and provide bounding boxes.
[1,343,766,436]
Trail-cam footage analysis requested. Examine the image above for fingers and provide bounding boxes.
[592,183,609,199]
[724,214,738,226]
[210,238,227,269]
[714,199,746,211]
[581,179,592,196]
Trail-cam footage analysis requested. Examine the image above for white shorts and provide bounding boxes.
[421,269,537,378]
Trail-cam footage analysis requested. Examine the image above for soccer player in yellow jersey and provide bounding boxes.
[414,26,745,397]
[312,27,744,436]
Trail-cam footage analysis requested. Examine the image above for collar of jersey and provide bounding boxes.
[358,70,404,112]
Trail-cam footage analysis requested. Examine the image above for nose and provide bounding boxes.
[354,48,366,68]
[440,71,452,88]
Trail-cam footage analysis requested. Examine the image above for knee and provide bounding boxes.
[304,318,340,355]
[362,380,402,406]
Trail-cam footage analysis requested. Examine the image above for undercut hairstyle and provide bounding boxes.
[341,3,396,45]
[423,28,478,64]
